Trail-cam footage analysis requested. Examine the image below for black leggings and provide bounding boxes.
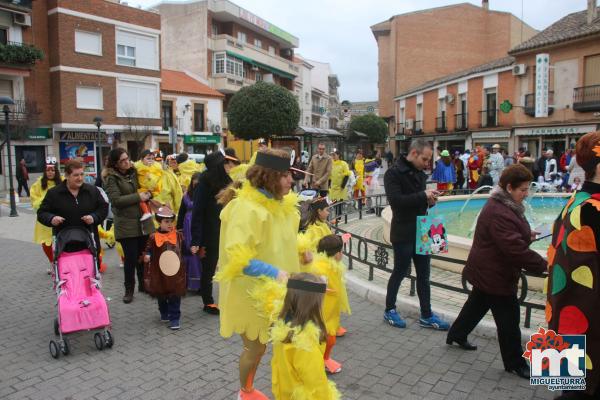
[200,247,218,305]
[118,235,148,291]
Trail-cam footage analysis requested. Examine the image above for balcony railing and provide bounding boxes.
[478,109,498,128]
[312,104,324,115]
[524,91,555,117]
[0,0,32,10]
[573,85,600,112]
[455,113,468,131]
[414,120,423,134]
[435,116,447,133]
[396,122,405,135]
[0,41,43,66]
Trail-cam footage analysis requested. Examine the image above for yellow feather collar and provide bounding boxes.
[236,182,299,217]
[311,252,346,277]
[271,319,321,351]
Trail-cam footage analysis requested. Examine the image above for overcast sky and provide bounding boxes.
[128,0,588,101]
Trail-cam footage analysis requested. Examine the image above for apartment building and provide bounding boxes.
[508,1,600,157]
[294,54,314,128]
[371,0,537,123]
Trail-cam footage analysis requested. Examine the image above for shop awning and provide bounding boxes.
[226,50,296,80]
[296,126,344,137]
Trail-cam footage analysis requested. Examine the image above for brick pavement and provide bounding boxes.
[0,208,554,399]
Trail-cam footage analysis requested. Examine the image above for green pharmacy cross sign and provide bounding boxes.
[500,100,513,114]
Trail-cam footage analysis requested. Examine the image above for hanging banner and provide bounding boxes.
[535,53,550,118]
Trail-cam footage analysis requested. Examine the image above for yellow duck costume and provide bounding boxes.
[135,160,183,215]
[30,176,59,247]
[329,159,350,202]
[304,220,333,252]
[216,182,300,344]
[175,159,204,190]
[271,320,341,400]
[353,159,365,193]
[156,168,183,215]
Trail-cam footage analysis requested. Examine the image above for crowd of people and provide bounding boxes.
[25,130,600,399]
[429,144,586,194]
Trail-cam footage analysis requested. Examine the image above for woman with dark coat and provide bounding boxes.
[446,164,547,379]
[190,150,238,314]
[103,148,155,304]
[177,172,202,291]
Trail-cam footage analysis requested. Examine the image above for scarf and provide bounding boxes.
[490,186,525,217]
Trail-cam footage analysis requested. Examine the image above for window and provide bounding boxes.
[75,30,102,55]
[254,38,262,48]
[15,146,45,173]
[237,31,246,43]
[268,46,275,55]
[193,103,205,132]
[584,54,600,86]
[255,72,262,82]
[117,44,136,66]
[0,79,13,98]
[0,28,7,45]
[213,52,244,78]
[416,103,423,121]
[117,80,160,118]
[399,107,405,123]
[161,100,173,130]
[116,29,158,70]
[211,23,219,37]
[76,86,103,110]
[214,53,225,74]
[305,93,309,104]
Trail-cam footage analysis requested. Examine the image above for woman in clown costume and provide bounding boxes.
[215,148,304,400]
[547,131,600,399]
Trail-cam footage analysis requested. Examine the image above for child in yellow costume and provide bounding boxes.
[170,153,204,191]
[134,150,163,221]
[302,197,332,248]
[98,224,125,270]
[311,235,351,374]
[352,152,365,208]
[216,149,302,400]
[30,159,62,273]
[270,273,341,400]
[329,150,350,204]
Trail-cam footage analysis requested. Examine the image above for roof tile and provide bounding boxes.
[161,70,224,97]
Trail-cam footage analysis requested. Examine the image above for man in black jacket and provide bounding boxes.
[383,139,449,330]
[38,159,108,253]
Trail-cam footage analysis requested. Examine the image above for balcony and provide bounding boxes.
[478,109,498,128]
[573,85,600,112]
[524,91,555,117]
[0,41,43,67]
[0,0,32,11]
[312,104,325,115]
[209,34,298,80]
[435,116,447,133]
[211,74,254,94]
[455,113,468,131]
[414,120,423,134]
[396,122,405,135]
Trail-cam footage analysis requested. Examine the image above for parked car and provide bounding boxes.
[187,154,205,164]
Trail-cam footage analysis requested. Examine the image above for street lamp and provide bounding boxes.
[93,116,103,179]
[0,96,17,217]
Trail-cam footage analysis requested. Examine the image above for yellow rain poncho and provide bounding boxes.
[304,220,333,252]
[271,320,341,400]
[329,159,350,202]
[31,177,59,245]
[154,168,183,215]
[308,253,351,336]
[216,182,300,344]
[134,161,163,198]
[353,159,365,192]
[228,163,250,182]
[175,159,204,190]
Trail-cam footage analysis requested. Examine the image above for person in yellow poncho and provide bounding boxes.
[310,235,351,375]
[169,153,204,191]
[134,150,163,221]
[352,151,366,209]
[302,197,332,248]
[329,150,350,221]
[271,273,341,400]
[30,159,62,273]
[216,148,301,400]
[135,151,183,218]
[225,147,249,182]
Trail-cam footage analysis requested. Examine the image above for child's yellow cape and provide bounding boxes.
[134,161,163,197]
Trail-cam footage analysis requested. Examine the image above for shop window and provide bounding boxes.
[15,146,45,173]
[193,103,205,132]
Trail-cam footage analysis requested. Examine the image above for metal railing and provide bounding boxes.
[414,120,423,134]
[455,113,468,131]
[524,91,554,116]
[573,84,600,112]
[435,116,447,133]
[478,109,498,128]
[326,194,546,329]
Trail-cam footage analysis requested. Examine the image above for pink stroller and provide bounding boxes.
[49,227,113,359]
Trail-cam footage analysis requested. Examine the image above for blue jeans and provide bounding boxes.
[385,241,432,318]
[158,296,181,321]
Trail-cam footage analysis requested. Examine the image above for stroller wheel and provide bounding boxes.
[94,332,104,350]
[104,330,114,348]
[61,338,70,355]
[53,318,59,336]
[49,340,60,359]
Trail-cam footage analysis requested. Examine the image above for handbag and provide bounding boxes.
[415,208,448,255]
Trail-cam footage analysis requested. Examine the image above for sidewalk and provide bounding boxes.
[0,211,553,399]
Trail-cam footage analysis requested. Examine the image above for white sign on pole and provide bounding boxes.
[535,53,549,118]
[168,127,177,144]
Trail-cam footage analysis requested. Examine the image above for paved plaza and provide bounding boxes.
[0,204,555,400]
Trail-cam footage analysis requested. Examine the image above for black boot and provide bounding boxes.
[446,337,477,351]
[123,288,134,304]
[505,364,530,379]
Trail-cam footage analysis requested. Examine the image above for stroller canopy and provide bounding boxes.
[55,226,97,258]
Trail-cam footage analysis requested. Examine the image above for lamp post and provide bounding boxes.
[0,96,17,217]
[93,116,103,179]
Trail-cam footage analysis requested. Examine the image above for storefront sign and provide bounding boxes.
[471,130,511,139]
[184,134,221,144]
[535,53,550,118]
[239,9,296,44]
[514,125,597,136]
[27,127,51,140]
[59,131,107,141]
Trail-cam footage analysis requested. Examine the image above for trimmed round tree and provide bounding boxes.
[227,81,300,140]
[349,113,388,144]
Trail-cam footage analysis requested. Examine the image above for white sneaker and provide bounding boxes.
[140,212,152,221]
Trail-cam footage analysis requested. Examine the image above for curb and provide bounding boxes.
[346,272,537,341]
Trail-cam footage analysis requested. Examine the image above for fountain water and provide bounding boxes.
[457,185,495,216]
